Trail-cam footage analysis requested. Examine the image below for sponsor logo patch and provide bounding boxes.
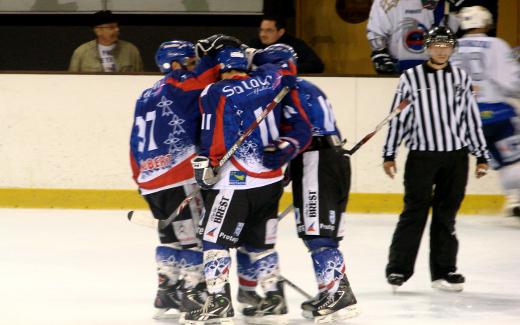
[329,210,336,224]
[233,222,245,236]
[229,171,247,185]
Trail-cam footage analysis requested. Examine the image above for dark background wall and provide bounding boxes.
[0,0,295,72]
[0,14,259,72]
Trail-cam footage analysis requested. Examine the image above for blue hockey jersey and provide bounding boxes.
[130,56,220,194]
[295,78,342,137]
[198,64,312,189]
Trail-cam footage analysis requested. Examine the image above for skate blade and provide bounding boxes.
[301,310,313,320]
[153,307,181,319]
[244,314,289,325]
[314,304,360,324]
[184,317,234,325]
[431,280,463,292]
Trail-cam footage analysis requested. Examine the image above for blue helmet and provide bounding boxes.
[216,47,248,72]
[155,40,195,73]
[253,43,298,66]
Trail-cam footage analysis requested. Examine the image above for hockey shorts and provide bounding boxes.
[144,184,203,248]
[197,181,283,249]
[483,118,520,169]
[290,147,351,239]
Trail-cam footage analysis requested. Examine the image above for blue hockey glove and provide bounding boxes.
[263,138,298,170]
[371,48,397,75]
[191,156,218,190]
[281,75,297,88]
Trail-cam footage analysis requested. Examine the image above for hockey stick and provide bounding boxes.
[343,98,410,156]
[280,275,313,299]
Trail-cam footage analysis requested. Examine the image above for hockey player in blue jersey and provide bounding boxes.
[129,39,220,319]
[251,44,359,323]
[451,6,520,216]
[186,38,312,324]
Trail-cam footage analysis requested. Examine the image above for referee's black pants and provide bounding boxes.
[386,149,469,282]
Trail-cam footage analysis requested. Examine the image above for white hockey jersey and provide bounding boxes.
[367,0,457,71]
[451,34,520,103]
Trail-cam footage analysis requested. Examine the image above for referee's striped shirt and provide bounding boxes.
[383,62,489,163]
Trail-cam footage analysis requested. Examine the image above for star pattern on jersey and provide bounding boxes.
[236,140,260,164]
[168,114,186,135]
[156,96,174,116]
[163,114,190,157]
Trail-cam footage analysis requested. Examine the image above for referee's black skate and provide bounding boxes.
[242,281,288,324]
[184,283,234,325]
[432,272,465,292]
[387,273,405,292]
[311,276,360,324]
[153,278,183,319]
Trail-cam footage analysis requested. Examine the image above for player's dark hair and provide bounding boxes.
[261,15,287,30]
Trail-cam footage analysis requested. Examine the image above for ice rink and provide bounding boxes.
[1,208,519,325]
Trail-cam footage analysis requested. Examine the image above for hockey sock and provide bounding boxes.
[304,238,346,293]
[179,247,203,289]
[242,245,280,293]
[237,246,258,291]
[203,241,231,294]
[156,244,182,287]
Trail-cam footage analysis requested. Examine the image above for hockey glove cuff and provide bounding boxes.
[371,48,397,75]
[263,138,299,170]
[191,156,218,190]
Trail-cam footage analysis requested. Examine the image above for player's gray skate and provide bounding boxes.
[237,288,263,313]
[184,283,234,325]
[242,281,288,325]
[310,276,360,324]
[153,278,183,319]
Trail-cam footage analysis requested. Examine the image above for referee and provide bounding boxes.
[382,26,490,292]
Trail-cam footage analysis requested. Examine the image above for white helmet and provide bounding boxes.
[458,6,493,30]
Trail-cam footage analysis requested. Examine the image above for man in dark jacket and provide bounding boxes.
[248,15,325,73]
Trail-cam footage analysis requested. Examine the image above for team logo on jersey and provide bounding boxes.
[402,19,428,53]
[206,227,218,237]
[222,75,273,97]
[380,0,399,13]
[229,171,247,185]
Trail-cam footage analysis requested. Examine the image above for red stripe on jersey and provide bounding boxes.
[137,153,196,190]
[289,89,312,151]
[209,96,227,167]
[165,64,219,92]
[231,157,283,179]
[130,150,140,182]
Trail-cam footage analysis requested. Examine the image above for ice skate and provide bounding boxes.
[311,276,360,324]
[432,273,465,292]
[153,279,183,319]
[243,281,288,325]
[237,288,263,312]
[301,293,324,320]
[178,282,208,324]
[184,283,234,325]
[387,273,405,293]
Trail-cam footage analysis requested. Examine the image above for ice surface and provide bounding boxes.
[1,208,519,324]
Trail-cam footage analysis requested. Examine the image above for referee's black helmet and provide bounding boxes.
[424,26,457,48]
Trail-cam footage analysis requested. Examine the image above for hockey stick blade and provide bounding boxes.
[343,98,410,156]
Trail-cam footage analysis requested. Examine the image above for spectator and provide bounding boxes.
[69,10,143,72]
[248,15,325,73]
[367,0,457,74]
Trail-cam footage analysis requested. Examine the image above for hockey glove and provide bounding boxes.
[191,156,218,190]
[371,49,397,75]
[195,34,243,59]
[281,75,297,88]
[263,138,299,170]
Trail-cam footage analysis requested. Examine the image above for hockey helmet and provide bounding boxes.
[458,6,493,30]
[253,43,298,66]
[424,26,457,48]
[155,40,195,73]
[216,47,248,72]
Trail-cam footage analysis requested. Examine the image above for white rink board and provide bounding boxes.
[0,73,502,194]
